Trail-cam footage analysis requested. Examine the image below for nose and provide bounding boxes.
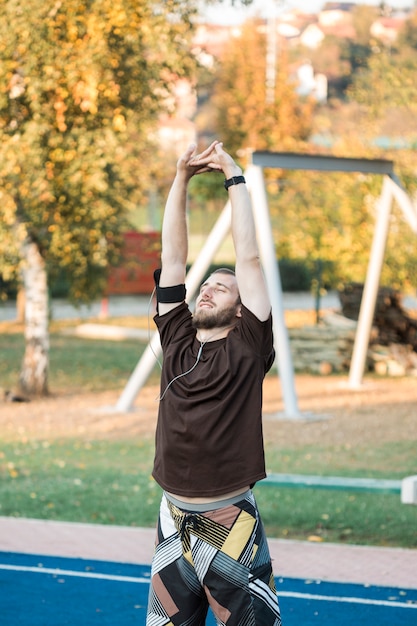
[200,285,212,300]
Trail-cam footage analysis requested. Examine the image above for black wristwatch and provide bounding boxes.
[224,175,246,190]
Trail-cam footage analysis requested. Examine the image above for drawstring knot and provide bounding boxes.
[179,512,203,542]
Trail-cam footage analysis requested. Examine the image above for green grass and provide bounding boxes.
[255,488,417,547]
[1,436,416,548]
[0,322,416,547]
[0,331,159,393]
[0,439,161,527]
[264,441,416,478]
[256,440,417,546]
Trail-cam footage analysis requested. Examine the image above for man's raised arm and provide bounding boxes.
[189,143,271,321]
[158,142,220,315]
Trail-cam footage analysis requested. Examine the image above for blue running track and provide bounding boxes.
[1,552,416,625]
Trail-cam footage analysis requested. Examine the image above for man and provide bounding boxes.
[147,141,282,625]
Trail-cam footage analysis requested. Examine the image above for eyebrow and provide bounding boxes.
[201,281,231,291]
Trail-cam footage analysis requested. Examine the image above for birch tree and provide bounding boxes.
[0,0,199,395]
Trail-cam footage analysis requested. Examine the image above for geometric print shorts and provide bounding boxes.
[146,491,282,626]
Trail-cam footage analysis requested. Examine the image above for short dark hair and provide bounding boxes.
[212,267,235,276]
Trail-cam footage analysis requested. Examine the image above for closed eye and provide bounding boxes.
[199,282,228,294]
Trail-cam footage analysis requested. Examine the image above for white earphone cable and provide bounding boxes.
[147,286,163,370]
[158,342,204,401]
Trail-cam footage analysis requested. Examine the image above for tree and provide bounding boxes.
[0,0,199,395]
[348,47,417,122]
[351,4,378,46]
[210,20,315,155]
[268,168,378,288]
[267,162,417,294]
[398,8,417,50]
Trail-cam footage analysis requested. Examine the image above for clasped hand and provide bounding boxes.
[178,141,241,179]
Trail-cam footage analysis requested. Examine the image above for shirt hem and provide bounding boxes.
[152,472,266,499]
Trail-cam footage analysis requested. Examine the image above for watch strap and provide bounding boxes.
[224,175,246,190]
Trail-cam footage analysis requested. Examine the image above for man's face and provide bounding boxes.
[192,272,241,330]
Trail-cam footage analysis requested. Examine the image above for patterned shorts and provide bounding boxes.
[146,491,282,626]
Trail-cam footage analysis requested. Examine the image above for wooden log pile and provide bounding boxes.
[287,284,417,376]
[338,282,417,351]
[338,283,417,376]
[370,343,417,377]
[288,313,357,374]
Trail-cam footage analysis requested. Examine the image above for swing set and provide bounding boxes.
[115,151,417,418]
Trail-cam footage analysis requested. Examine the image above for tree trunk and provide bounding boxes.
[19,238,49,396]
[16,286,25,323]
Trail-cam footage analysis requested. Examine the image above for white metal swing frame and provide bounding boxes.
[115,151,417,417]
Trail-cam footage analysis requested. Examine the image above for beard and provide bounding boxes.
[192,304,239,330]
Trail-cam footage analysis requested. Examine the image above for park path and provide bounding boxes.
[1,516,416,590]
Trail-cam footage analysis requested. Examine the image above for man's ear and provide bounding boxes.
[236,303,242,318]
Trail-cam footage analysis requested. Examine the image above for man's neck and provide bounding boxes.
[196,326,233,343]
